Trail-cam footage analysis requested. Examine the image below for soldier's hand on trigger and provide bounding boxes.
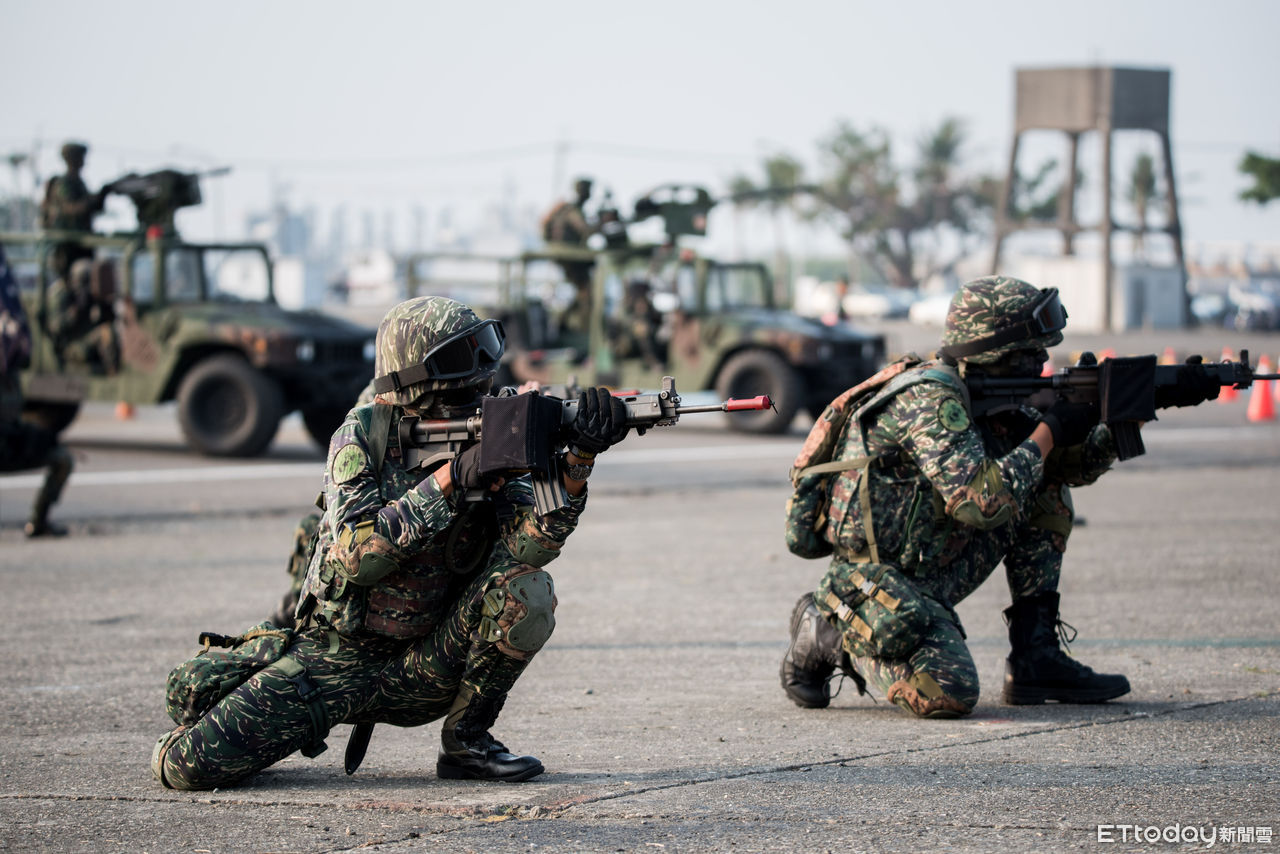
[1040,398,1100,448]
[570,387,630,455]
[447,443,502,493]
[1154,355,1222,408]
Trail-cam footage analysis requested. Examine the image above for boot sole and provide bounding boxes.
[780,593,832,709]
[437,760,545,782]
[1003,682,1130,705]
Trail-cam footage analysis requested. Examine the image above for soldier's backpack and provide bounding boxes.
[785,356,923,560]
[164,621,329,758]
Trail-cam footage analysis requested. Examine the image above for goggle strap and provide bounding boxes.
[372,361,432,394]
[939,320,1040,361]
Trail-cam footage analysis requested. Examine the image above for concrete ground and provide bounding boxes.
[1,322,1278,852]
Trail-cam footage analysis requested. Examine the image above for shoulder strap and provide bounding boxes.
[367,403,393,480]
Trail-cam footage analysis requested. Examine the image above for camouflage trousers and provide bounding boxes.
[155,556,549,790]
[816,482,1072,713]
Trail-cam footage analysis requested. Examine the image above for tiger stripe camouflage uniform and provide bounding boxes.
[153,297,590,789]
[808,360,1116,713]
[154,400,585,789]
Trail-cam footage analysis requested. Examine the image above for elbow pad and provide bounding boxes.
[503,507,565,568]
[331,520,402,585]
[946,460,1017,531]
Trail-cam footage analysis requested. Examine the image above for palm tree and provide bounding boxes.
[728,153,805,293]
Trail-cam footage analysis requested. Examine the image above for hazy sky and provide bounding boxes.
[2,0,1277,256]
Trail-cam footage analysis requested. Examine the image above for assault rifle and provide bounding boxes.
[966,349,1280,461]
[397,376,772,515]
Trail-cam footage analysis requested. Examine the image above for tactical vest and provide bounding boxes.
[786,356,967,564]
[312,402,500,639]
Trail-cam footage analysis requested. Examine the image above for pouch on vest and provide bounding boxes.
[822,564,931,660]
[164,622,296,726]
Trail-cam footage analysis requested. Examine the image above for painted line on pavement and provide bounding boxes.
[1,425,1272,490]
[0,443,800,490]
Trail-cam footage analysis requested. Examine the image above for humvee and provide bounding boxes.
[3,168,374,456]
[406,184,886,433]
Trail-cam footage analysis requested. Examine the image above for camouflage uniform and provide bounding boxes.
[543,178,596,339]
[154,298,599,789]
[47,259,118,374]
[810,359,1116,713]
[40,142,103,280]
[783,276,1129,717]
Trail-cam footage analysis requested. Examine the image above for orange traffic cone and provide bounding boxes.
[1247,356,1275,422]
[1160,346,1178,365]
[1219,348,1239,403]
[115,401,135,420]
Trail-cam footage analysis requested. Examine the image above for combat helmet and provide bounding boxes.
[371,296,505,406]
[939,276,1066,365]
[60,141,88,165]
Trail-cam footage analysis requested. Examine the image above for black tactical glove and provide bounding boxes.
[1040,398,1100,447]
[449,443,492,491]
[1154,355,1221,409]
[570,387,630,455]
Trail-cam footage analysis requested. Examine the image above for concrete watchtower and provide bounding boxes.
[990,67,1185,329]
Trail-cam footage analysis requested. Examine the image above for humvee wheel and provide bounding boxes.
[302,404,350,449]
[716,349,801,434]
[21,401,82,434]
[177,354,284,457]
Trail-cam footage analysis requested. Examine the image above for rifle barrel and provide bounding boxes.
[677,396,772,414]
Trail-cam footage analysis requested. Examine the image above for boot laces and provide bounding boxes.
[823,655,868,699]
[1056,618,1078,653]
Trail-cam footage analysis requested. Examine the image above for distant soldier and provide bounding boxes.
[47,258,119,374]
[542,178,597,340]
[39,141,107,280]
[0,245,74,538]
[542,177,595,246]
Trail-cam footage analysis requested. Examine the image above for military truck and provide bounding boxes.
[406,184,886,433]
[3,168,375,456]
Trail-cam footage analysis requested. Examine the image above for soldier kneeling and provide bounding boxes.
[152,296,628,787]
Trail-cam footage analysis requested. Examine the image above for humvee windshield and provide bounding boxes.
[130,246,271,304]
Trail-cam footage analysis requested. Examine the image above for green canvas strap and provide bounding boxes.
[797,454,882,564]
[367,402,393,481]
[268,655,330,758]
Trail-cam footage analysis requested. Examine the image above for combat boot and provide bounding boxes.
[1002,591,1130,705]
[437,688,544,782]
[780,592,863,708]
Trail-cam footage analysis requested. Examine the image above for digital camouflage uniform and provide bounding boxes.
[154,298,589,789]
[804,358,1116,713]
[783,276,1128,717]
